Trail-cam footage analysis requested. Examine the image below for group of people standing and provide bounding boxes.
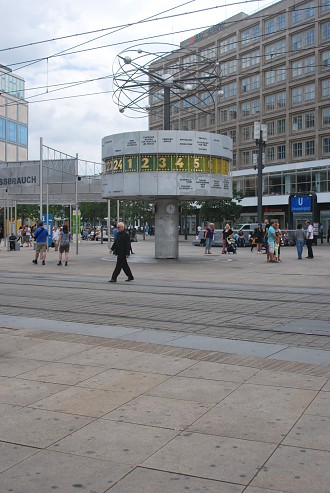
[32,222,72,266]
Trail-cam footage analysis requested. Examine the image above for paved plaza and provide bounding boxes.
[0,238,329,492]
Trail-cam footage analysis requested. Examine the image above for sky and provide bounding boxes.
[1,0,269,166]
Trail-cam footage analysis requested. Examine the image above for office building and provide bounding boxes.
[148,0,330,229]
[0,64,28,162]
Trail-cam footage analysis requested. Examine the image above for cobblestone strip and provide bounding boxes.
[23,329,330,378]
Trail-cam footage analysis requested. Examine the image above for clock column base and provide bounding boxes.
[154,198,179,259]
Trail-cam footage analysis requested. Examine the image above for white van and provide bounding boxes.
[232,223,259,241]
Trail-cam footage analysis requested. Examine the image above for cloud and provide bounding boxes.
[1,0,260,164]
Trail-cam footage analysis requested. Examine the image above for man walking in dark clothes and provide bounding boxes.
[109,222,134,282]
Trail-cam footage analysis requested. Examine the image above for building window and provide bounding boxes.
[305,112,315,128]
[265,70,275,85]
[182,53,197,69]
[200,46,216,60]
[222,82,237,100]
[265,40,285,61]
[292,33,302,50]
[293,142,303,157]
[265,95,275,110]
[241,25,260,45]
[220,109,228,123]
[277,144,286,159]
[251,75,260,90]
[18,124,28,146]
[242,151,250,165]
[6,120,17,142]
[305,1,315,18]
[305,140,315,155]
[276,14,286,30]
[241,102,250,117]
[322,50,330,69]
[219,35,237,54]
[277,118,286,133]
[229,105,237,120]
[265,18,275,35]
[292,84,315,104]
[266,146,275,161]
[267,121,275,136]
[292,56,315,77]
[242,126,251,141]
[321,0,330,12]
[277,92,286,108]
[293,114,303,130]
[305,29,315,46]
[220,59,237,76]
[229,129,237,143]
[252,99,260,114]
[322,107,330,124]
[323,137,330,153]
[304,83,315,101]
[241,49,261,70]
[242,78,250,93]
[292,8,303,24]
[322,22,330,40]
[0,117,5,140]
[322,79,330,97]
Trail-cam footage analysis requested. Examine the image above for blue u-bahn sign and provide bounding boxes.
[290,195,312,213]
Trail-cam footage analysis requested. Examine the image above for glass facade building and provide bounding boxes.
[0,64,28,162]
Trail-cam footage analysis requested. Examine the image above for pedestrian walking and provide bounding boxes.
[204,223,215,255]
[305,220,314,259]
[32,221,48,265]
[294,223,306,259]
[222,223,232,254]
[109,222,134,282]
[57,224,72,266]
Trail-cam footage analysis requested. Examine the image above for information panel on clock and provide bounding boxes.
[101,130,233,200]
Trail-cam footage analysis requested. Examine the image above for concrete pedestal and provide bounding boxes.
[154,199,179,259]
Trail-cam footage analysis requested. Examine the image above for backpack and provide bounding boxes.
[60,232,71,245]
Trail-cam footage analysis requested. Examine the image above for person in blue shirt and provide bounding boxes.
[32,221,49,265]
[267,220,277,263]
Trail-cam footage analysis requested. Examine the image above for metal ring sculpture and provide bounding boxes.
[112,43,222,120]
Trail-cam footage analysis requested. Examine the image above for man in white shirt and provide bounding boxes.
[52,227,60,251]
[305,220,314,259]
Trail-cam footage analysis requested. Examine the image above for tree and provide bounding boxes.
[197,191,244,227]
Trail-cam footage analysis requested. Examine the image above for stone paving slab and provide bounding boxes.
[0,356,49,377]
[102,394,212,430]
[107,467,244,493]
[146,376,240,403]
[251,445,330,493]
[18,361,107,385]
[142,432,276,484]
[0,376,67,406]
[49,419,178,466]
[188,384,316,443]
[31,386,139,418]
[0,407,92,448]
[0,449,132,493]
[0,442,38,474]
[282,414,330,451]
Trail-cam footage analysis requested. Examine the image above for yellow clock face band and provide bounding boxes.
[105,154,229,175]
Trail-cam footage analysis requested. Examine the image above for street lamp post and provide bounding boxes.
[254,122,267,224]
[0,188,8,250]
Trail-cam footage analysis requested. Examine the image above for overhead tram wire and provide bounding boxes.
[0,0,265,56]
[6,0,202,73]
[3,3,322,73]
